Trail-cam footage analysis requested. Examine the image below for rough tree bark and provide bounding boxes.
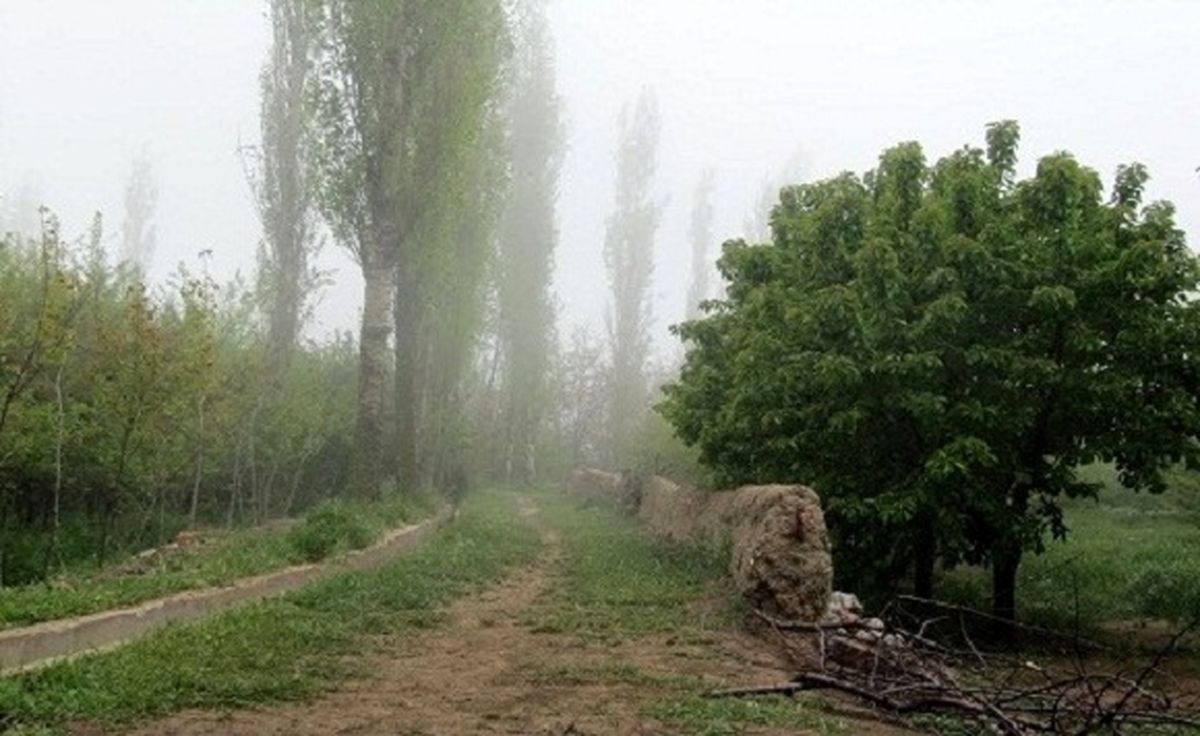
[351,260,394,500]
[393,260,421,493]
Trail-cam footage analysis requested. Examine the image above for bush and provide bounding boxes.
[286,501,374,563]
[1127,566,1200,622]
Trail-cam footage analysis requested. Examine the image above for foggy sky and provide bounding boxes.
[2,1,1197,359]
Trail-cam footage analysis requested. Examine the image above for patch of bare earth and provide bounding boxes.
[120,500,899,735]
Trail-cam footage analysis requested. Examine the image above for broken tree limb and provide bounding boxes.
[732,600,1200,735]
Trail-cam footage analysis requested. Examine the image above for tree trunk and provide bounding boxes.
[393,262,421,492]
[991,543,1022,638]
[351,262,394,500]
[992,484,1029,634]
[188,396,205,526]
[51,363,66,570]
[913,514,936,599]
[226,441,242,529]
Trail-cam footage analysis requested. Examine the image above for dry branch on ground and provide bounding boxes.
[716,599,1200,735]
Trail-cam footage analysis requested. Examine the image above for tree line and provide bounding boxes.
[0,0,684,586]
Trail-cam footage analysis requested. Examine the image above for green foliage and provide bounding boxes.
[938,467,1200,631]
[621,408,713,488]
[539,326,609,476]
[662,122,1200,615]
[0,489,539,730]
[284,490,431,563]
[0,215,357,588]
[490,0,565,482]
[286,500,373,562]
[307,0,512,496]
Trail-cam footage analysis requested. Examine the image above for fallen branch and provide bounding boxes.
[730,599,1200,735]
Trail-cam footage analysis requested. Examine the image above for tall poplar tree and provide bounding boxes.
[250,0,316,373]
[310,0,506,496]
[686,169,715,320]
[496,0,564,482]
[309,1,403,497]
[603,89,662,461]
[390,1,508,491]
[120,152,157,275]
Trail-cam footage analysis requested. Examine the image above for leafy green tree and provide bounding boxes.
[495,0,564,483]
[307,0,409,498]
[248,0,319,375]
[0,208,358,584]
[604,88,662,463]
[0,212,81,453]
[310,0,507,497]
[552,326,609,469]
[392,0,509,493]
[662,122,1200,620]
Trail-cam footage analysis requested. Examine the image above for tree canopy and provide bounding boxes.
[661,122,1200,619]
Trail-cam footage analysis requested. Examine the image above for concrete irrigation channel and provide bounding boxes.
[0,509,451,675]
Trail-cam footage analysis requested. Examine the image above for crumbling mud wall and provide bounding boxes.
[574,470,833,622]
[725,485,833,622]
[567,468,640,510]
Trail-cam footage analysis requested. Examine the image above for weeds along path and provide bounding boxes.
[121,491,899,736]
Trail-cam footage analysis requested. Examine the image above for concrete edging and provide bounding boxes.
[0,508,451,675]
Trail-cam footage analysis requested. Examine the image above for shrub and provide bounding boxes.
[286,501,373,563]
[1127,566,1200,622]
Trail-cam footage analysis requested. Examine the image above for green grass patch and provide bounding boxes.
[0,492,433,630]
[0,488,538,731]
[531,491,731,639]
[645,694,849,736]
[937,465,1200,632]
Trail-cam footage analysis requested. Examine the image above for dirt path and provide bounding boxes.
[121,498,859,735]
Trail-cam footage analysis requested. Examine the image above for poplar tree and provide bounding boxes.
[603,89,662,462]
[496,0,564,482]
[120,152,157,275]
[250,0,317,373]
[686,169,715,320]
[309,0,506,496]
[390,1,508,491]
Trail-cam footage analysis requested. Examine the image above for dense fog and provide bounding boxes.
[2,1,1196,353]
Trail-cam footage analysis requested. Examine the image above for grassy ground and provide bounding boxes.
[531,490,733,639]
[937,464,1200,634]
[0,489,538,733]
[645,696,850,736]
[0,493,431,630]
[531,490,854,735]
